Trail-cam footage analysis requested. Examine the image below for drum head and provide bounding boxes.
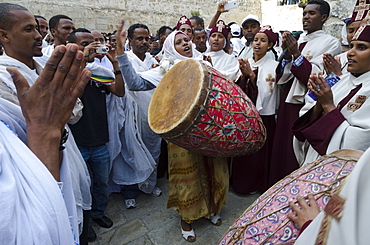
[149,59,211,138]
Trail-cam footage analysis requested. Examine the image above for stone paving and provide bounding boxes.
[90,177,260,245]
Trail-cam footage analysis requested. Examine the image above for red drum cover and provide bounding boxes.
[148,59,266,157]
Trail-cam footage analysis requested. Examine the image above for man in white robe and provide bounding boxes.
[109,23,162,209]
[269,0,342,186]
[35,14,75,66]
[0,3,90,244]
[0,4,91,244]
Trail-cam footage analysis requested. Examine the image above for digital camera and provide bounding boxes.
[96,45,109,54]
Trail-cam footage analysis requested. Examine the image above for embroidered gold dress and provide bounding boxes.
[166,143,229,223]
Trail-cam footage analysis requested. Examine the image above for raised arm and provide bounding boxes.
[208,1,229,29]
[106,45,125,97]
[115,19,156,91]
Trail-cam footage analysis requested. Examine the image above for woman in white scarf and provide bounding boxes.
[116,19,229,243]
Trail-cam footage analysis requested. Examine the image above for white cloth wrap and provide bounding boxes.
[0,100,77,244]
[110,51,161,193]
[205,50,241,81]
[0,55,91,236]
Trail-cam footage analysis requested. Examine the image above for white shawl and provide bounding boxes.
[110,51,161,193]
[206,50,241,81]
[0,101,77,244]
[248,55,279,115]
[140,31,199,85]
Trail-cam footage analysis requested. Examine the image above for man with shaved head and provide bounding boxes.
[0,3,91,244]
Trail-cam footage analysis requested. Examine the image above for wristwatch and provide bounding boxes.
[59,127,69,151]
[114,70,122,75]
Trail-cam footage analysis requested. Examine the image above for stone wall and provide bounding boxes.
[262,0,357,40]
[6,0,356,39]
[7,0,261,35]
[325,0,357,40]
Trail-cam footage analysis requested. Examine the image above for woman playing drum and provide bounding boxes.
[231,26,279,194]
[115,19,229,243]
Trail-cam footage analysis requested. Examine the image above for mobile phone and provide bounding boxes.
[224,1,238,10]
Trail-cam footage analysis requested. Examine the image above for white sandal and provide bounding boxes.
[180,220,196,242]
[210,214,222,226]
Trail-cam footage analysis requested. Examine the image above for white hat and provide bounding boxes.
[241,14,260,27]
[230,23,241,37]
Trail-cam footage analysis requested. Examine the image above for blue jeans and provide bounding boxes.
[78,144,110,219]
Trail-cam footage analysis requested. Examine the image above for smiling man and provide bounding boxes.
[35,14,75,66]
[269,0,342,187]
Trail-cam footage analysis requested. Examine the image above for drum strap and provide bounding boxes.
[314,177,348,245]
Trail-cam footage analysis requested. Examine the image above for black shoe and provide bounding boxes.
[87,226,97,242]
[92,215,113,228]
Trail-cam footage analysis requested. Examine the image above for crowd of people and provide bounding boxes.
[1,0,370,244]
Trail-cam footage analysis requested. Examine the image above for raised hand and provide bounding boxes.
[323,53,342,76]
[7,43,91,180]
[308,72,336,114]
[238,58,255,84]
[116,19,128,56]
[217,1,230,13]
[282,32,300,60]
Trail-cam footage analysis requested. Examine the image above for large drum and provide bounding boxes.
[148,59,266,157]
[219,149,363,245]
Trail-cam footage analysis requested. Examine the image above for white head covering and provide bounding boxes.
[241,14,260,27]
[159,31,196,74]
[140,31,200,86]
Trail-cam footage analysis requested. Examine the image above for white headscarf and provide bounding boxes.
[159,31,197,74]
[140,31,199,85]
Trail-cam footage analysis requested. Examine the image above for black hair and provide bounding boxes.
[49,14,72,30]
[68,28,91,43]
[189,16,204,28]
[193,27,205,32]
[127,23,150,39]
[0,3,28,30]
[34,15,46,21]
[306,0,330,17]
[157,26,172,37]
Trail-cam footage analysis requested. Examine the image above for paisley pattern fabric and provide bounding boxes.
[219,151,360,244]
[166,142,229,223]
